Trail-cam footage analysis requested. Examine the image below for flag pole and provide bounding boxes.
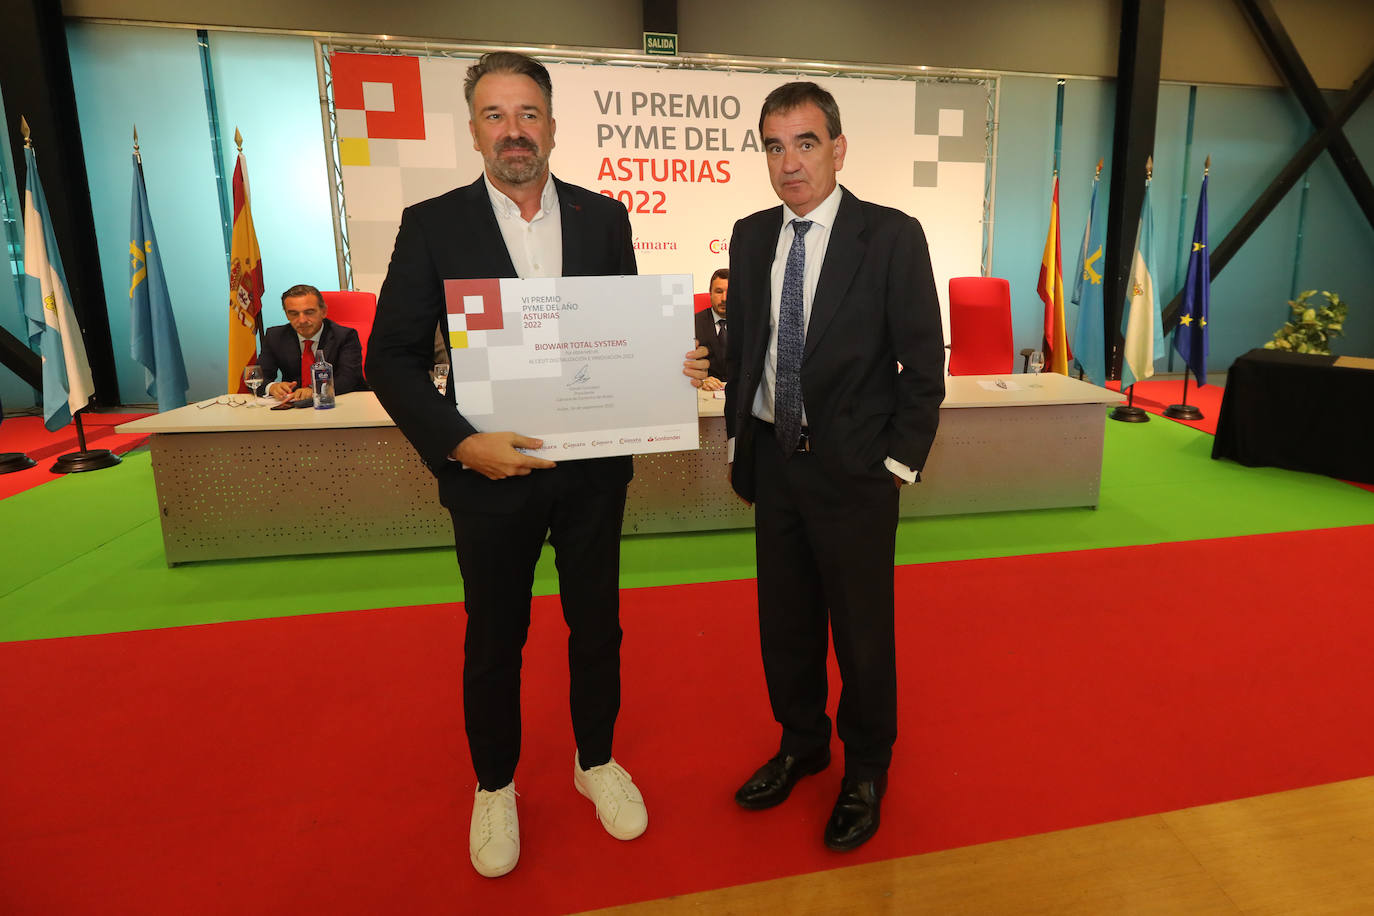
[50,409,122,473]
[1110,380,1150,422]
[1163,366,1203,420]
[51,125,132,471]
[0,452,37,473]
[21,119,121,472]
[1165,155,1210,422]
[1110,156,1154,423]
[1163,366,1202,420]
[235,128,266,351]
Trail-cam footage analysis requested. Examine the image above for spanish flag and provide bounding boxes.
[227,130,263,393]
[1037,174,1072,374]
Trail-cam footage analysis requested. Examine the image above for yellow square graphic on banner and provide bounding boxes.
[338,137,370,167]
[449,330,468,350]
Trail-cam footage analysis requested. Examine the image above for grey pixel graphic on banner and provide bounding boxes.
[912,82,988,188]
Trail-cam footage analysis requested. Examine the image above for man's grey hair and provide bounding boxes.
[758,81,842,140]
[464,51,554,115]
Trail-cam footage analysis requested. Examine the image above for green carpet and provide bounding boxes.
[2,417,1369,643]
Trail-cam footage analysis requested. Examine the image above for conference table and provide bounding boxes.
[119,373,1122,565]
[1212,348,1374,484]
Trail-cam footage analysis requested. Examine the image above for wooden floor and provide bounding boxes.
[583,776,1374,914]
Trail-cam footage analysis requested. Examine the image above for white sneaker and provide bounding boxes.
[470,782,519,878]
[573,753,648,841]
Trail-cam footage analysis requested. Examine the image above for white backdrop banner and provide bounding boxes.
[329,52,993,335]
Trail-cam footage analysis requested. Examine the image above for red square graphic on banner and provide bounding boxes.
[445,278,505,332]
[330,52,425,141]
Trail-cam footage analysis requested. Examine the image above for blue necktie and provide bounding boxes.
[774,219,811,453]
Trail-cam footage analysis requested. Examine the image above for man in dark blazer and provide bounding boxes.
[258,284,365,401]
[366,52,706,879]
[726,82,946,852]
[694,268,729,389]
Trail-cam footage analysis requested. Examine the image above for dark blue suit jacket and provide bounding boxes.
[725,187,946,502]
[367,175,637,513]
[258,318,366,394]
[695,307,728,383]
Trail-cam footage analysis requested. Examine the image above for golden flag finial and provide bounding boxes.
[20,116,32,148]
[1095,157,1104,178]
[1146,155,1153,180]
[234,127,243,152]
[1204,155,1211,176]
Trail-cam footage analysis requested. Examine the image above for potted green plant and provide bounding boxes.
[1264,289,1348,355]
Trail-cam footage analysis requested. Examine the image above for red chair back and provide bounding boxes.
[947,277,1013,375]
[320,290,377,368]
[694,292,712,312]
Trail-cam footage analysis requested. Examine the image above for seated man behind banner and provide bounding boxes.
[259,284,367,400]
[695,268,729,391]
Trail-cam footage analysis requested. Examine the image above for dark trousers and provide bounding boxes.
[753,430,900,781]
[448,469,627,790]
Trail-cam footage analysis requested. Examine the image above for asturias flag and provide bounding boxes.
[1037,174,1072,374]
[1070,169,1107,386]
[23,146,95,431]
[1120,180,1165,389]
[130,152,189,412]
[227,142,264,394]
[1173,174,1210,385]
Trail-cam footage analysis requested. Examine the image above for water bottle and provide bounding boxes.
[312,352,336,409]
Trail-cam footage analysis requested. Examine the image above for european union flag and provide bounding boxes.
[1071,169,1107,386]
[129,152,188,411]
[1173,174,1210,385]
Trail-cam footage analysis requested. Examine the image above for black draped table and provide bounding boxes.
[1212,348,1374,483]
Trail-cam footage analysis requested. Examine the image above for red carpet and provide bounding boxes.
[3,525,1373,914]
[1107,377,1224,434]
[0,414,150,500]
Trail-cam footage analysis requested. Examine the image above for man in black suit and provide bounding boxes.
[694,268,729,390]
[366,52,707,879]
[726,82,945,851]
[259,284,365,401]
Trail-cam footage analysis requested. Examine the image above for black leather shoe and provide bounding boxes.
[823,773,887,851]
[734,747,830,810]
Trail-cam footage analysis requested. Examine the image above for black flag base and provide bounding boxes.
[1109,405,1150,423]
[1163,403,1204,420]
[51,449,122,474]
[0,452,38,474]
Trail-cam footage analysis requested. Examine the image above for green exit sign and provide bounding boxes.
[644,32,678,56]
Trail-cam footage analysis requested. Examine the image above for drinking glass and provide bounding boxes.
[1027,351,1045,374]
[243,365,264,400]
[433,363,450,395]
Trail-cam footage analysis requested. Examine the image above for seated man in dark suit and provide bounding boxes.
[694,268,729,391]
[259,284,366,401]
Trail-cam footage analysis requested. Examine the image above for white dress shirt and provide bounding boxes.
[750,185,843,427]
[483,172,561,279]
[734,184,917,483]
[450,174,562,465]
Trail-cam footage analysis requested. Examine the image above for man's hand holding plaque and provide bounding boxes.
[453,432,557,479]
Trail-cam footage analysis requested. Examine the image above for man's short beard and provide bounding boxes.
[490,157,546,184]
[488,140,548,185]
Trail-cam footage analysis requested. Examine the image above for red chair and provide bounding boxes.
[947,277,1014,375]
[320,290,377,368]
[694,292,711,312]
